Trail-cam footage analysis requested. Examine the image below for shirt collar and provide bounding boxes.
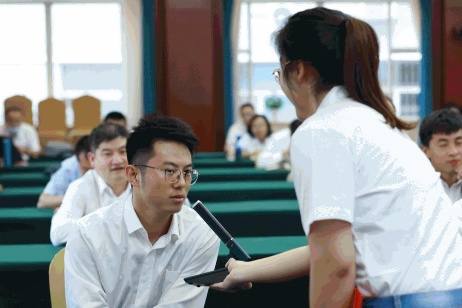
[316,86,348,113]
[93,170,111,196]
[124,197,181,245]
[124,196,144,234]
[93,170,130,198]
[441,177,462,189]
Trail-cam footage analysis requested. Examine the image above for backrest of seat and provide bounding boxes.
[49,248,66,308]
[4,95,33,125]
[38,98,66,132]
[72,95,101,130]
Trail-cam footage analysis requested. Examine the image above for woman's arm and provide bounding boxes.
[212,245,310,292]
[309,219,355,308]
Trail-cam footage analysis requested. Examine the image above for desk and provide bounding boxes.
[189,181,296,202]
[0,187,42,207]
[0,173,49,187]
[0,208,53,244]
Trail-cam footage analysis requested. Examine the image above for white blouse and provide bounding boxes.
[291,86,462,297]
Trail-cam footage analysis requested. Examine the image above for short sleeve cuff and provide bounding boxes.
[304,206,353,235]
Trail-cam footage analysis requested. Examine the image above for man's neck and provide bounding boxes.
[133,195,172,244]
[442,172,459,187]
[107,179,128,196]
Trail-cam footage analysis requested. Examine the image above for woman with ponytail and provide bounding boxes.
[213,7,462,308]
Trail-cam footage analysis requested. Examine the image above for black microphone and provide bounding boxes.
[192,200,251,261]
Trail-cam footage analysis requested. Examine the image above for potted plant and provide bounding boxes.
[265,96,283,122]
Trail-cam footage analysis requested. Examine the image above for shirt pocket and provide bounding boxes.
[162,270,180,294]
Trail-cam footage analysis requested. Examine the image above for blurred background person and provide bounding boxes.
[0,106,40,161]
[238,114,273,161]
[103,111,127,128]
[419,107,462,203]
[37,135,91,209]
[256,119,302,170]
[225,103,255,160]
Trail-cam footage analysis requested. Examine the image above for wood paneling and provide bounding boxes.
[155,0,225,151]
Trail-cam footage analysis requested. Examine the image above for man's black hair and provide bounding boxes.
[5,106,23,116]
[89,123,129,152]
[419,108,462,147]
[74,135,90,157]
[239,103,254,111]
[247,114,272,138]
[127,114,198,165]
[104,111,126,122]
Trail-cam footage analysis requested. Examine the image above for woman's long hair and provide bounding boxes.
[274,7,414,130]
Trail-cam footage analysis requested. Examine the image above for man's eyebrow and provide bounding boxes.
[162,162,193,168]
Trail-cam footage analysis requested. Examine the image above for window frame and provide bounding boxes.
[238,0,421,121]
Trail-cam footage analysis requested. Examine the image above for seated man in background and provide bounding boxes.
[0,106,40,161]
[50,123,130,245]
[103,111,127,128]
[419,107,462,203]
[37,135,91,209]
[224,102,254,160]
[65,115,219,307]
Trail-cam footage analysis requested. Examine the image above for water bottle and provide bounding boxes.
[3,137,13,167]
[235,136,242,161]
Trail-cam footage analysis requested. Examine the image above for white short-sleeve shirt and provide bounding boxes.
[291,86,462,297]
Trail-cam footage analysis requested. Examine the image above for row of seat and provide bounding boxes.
[0,155,306,307]
[4,94,101,144]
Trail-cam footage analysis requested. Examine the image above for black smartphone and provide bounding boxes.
[184,267,229,287]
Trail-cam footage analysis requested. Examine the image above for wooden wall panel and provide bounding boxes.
[433,0,462,109]
[155,0,225,151]
[444,0,462,106]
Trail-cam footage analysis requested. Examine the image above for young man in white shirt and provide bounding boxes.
[419,108,462,203]
[50,123,130,245]
[37,135,91,209]
[0,106,41,160]
[65,115,220,307]
[224,102,254,160]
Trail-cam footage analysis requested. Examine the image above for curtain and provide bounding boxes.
[418,0,432,117]
[121,0,143,126]
[223,0,241,131]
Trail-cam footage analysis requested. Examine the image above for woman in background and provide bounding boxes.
[239,114,273,160]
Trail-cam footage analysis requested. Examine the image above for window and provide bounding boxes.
[0,1,124,125]
[0,4,48,122]
[238,0,421,122]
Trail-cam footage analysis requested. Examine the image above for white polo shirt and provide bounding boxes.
[256,128,291,170]
[65,196,220,307]
[225,121,246,148]
[441,179,462,203]
[291,86,462,297]
[50,169,131,246]
[0,122,41,160]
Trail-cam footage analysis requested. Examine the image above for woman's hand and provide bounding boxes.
[211,258,253,292]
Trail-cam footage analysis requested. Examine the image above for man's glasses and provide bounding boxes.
[134,165,199,185]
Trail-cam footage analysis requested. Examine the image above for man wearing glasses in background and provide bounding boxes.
[65,115,220,307]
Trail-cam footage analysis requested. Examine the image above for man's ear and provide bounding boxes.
[126,165,140,187]
[422,146,431,159]
[88,152,96,168]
